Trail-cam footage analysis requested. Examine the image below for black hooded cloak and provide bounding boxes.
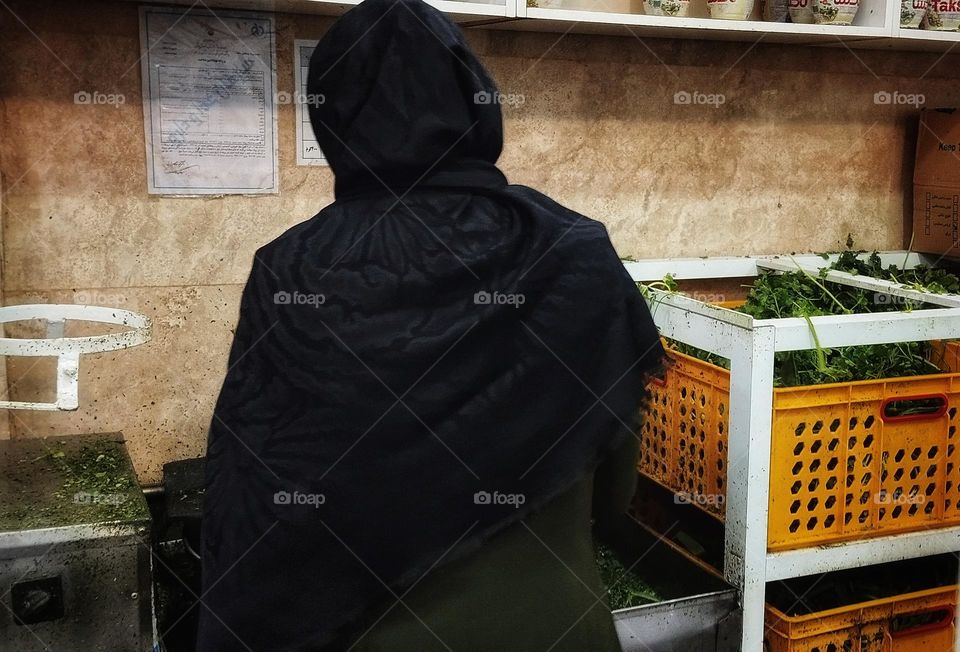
[198,0,664,648]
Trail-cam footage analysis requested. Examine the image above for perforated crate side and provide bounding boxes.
[638,376,674,486]
[671,352,730,519]
[767,375,960,551]
[640,348,960,550]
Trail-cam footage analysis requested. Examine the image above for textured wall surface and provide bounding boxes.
[1,0,959,483]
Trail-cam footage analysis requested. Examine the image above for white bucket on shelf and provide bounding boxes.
[707,0,755,19]
[901,0,928,27]
[788,0,815,22]
[763,0,791,21]
[810,0,860,24]
[644,0,693,15]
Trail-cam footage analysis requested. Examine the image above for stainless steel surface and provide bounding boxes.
[614,589,741,652]
[604,514,740,652]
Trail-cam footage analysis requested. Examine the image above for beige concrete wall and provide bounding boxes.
[1,0,959,483]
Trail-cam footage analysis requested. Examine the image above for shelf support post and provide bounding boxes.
[723,324,775,651]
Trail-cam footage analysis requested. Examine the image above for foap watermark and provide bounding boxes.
[474,490,526,508]
[473,91,526,107]
[674,491,725,507]
[689,292,727,305]
[74,491,128,506]
[74,290,127,305]
[474,290,525,308]
[874,91,925,108]
[74,90,126,108]
[873,292,922,308]
[274,290,326,308]
[275,90,326,107]
[875,490,926,506]
[674,91,726,108]
[274,490,326,508]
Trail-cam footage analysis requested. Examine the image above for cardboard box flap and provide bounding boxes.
[915,108,960,187]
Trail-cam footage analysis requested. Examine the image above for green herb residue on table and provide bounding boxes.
[0,439,147,532]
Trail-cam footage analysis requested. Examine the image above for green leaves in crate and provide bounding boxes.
[639,251,958,387]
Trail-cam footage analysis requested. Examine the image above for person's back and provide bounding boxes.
[352,435,638,651]
[198,1,664,649]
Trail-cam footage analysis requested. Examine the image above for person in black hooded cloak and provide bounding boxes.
[198,0,665,649]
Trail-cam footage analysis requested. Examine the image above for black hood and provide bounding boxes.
[307,0,504,198]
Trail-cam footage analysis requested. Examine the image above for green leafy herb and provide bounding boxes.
[594,541,661,610]
[639,253,959,387]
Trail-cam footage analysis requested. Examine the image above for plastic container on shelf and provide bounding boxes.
[764,585,956,652]
[923,0,960,29]
[810,0,860,24]
[637,347,960,551]
[788,0,816,23]
[706,0,756,19]
[763,0,791,20]
[643,0,692,16]
[902,0,929,27]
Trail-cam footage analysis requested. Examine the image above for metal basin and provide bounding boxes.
[601,515,739,652]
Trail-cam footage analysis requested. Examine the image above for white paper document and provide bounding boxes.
[140,7,279,195]
[294,39,327,167]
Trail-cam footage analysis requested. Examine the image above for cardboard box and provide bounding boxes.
[913,109,960,257]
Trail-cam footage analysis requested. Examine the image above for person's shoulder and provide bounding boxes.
[504,184,610,239]
[507,185,610,244]
[252,204,338,267]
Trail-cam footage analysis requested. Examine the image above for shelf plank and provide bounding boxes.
[114,0,512,21]
[892,24,960,51]
[516,5,889,39]
[766,525,960,581]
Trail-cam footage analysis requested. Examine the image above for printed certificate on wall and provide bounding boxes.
[293,39,327,167]
[139,6,279,195]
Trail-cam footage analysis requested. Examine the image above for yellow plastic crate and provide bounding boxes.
[639,351,729,518]
[931,340,960,374]
[764,585,957,652]
[638,348,960,551]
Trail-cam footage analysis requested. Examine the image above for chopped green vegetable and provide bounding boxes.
[594,541,661,610]
[0,438,147,532]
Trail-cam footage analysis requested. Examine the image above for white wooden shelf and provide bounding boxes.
[500,10,891,46]
[512,0,893,44]
[115,0,960,51]
[116,0,514,23]
[765,524,960,581]
[892,23,960,51]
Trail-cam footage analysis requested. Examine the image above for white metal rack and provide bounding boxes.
[625,250,960,651]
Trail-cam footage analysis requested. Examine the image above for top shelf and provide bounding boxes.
[115,0,511,22]
[117,0,960,51]
[504,9,890,45]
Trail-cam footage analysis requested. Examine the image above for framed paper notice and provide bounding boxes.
[293,39,327,167]
[139,6,279,195]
